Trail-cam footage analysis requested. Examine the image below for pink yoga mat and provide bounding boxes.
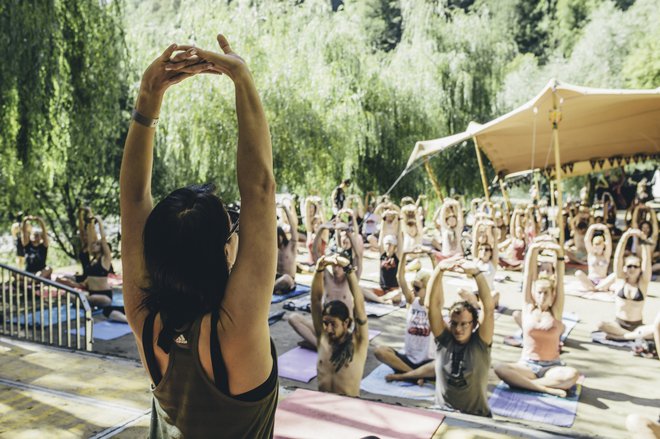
[274,389,444,439]
[278,330,381,383]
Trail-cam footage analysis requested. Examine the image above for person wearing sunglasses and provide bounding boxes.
[597,228,654,343]
[120,35,277,438]
[495,241,579,397]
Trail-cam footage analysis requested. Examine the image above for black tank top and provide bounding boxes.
[87,258,109,277]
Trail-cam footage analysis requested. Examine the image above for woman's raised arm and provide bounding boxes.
[120,44,209,331]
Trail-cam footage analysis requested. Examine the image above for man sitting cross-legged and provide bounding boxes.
[312,254,369,397]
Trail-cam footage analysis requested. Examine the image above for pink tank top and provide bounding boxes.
[522,313,562,361]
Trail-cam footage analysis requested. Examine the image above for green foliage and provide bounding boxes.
[2,0,657,259]
[0,0,130,255]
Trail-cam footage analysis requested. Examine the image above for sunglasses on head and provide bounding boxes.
[226,218,239,243]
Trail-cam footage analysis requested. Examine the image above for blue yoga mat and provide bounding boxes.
[489,380,583,427]
[12,305,86,327]
[360,364,435,401]
[271,284,311,304]
[71,320,132,340]
[269,310,285,326]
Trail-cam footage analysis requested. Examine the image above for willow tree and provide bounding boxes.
[0,0,130,257]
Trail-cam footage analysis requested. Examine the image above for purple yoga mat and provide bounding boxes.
[278,330,381,382]
[489,380,583,427]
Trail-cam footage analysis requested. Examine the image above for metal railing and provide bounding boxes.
[0,263,93,351]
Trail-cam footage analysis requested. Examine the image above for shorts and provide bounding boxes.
[393,349,433,372]
[616,317,643,332]
[522,359,564,378]
[90,289,113,301]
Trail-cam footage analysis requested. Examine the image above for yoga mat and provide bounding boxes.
[564,280,615,302]
[283,296,311,312]
[108,273,123,287]
[91,291,125,316]
[268,310,286,326]
[360,364,435,401]
[488,380,583,427]
[278,330,381,382]
[283,295,400,317]
[591,331,636,348]
[71,320,132,340]
[504,313,579,347]
[364,301,400,317]
[13,305,86,327]
[271,284,311,304]
[274,388,444,439]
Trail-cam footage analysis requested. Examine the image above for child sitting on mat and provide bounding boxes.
[312,254,368,397]
[375,253,435,384]
[495,241,579,397]
[360,234,403,304]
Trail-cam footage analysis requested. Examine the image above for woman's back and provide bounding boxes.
[120,36,277,437]
[144,312,277,439]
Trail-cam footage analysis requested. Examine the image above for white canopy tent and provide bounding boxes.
[399,79,660,244]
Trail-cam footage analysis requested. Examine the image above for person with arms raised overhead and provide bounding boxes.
[311,254,369,397]
[494,242,579,397]
[429,258,495,416]
[120,35,277,438]
[274,201,298,294]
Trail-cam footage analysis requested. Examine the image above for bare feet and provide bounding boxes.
[385,373,402,382]
[543,386,567,397]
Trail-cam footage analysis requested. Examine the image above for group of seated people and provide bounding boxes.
[9,207,126,322]
[270,184,659,419]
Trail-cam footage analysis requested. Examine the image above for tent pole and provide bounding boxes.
[424,157,444,202]
[533,171,541,201]
[550,180,556,208]
[473,137,490,203]
[550,88,565,247]
[499,179,511,212]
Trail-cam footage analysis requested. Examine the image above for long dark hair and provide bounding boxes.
[142,183,232,338]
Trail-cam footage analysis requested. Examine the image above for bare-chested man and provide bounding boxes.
[288,220,363,349]
[312,254,368,397]
[274,203,298,294]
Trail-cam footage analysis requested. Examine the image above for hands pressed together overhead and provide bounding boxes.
[140,34,248,98]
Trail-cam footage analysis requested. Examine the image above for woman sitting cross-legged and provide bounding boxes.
[597,228,655,342]
[494,242,579,397]
[574,223,616,293]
